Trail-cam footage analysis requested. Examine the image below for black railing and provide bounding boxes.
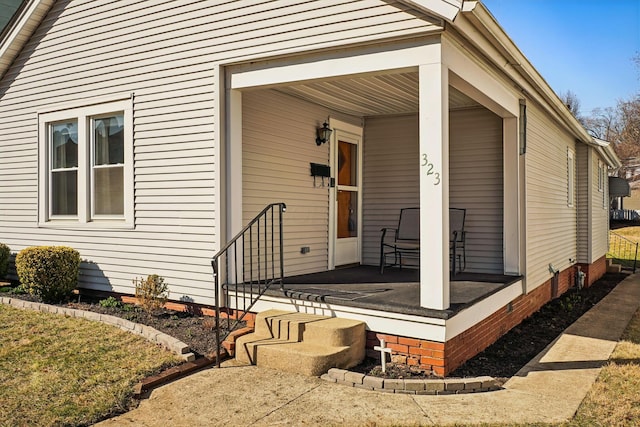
[611,209,640,222]
[607,230,638,273]
[212,202,286,367]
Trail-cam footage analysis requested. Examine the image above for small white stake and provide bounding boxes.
[373,338,392,373]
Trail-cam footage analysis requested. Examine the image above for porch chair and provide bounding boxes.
[449,207,467,275]
[379,207,420,274]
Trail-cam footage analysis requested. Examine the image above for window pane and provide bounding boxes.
[52,170,77,215]
[338,141,357,186]
[94,166,124,215]
[94,115,124,166]
[52,122,78,169]
[337,190,357,238]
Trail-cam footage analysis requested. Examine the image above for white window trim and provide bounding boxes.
[567,148,575,208]
[597,160,608,209]
[38,98,134,229]
[597,160,604,192]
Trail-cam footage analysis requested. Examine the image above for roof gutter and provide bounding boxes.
[456,1,599,148]
[0,0,54,80]
[396,0,463,23]
[593,137,622,169]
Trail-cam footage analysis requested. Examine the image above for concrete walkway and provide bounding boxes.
[97,274,640,426]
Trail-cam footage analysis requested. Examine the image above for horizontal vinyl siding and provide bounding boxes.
[362,115,420,266]
[0,0,441,304]
[592,152,608,261]
[242,90,360,276]
[0,0,222,302]
[449,108,503,274]
[525,105,578,291]
[576,143,589,263]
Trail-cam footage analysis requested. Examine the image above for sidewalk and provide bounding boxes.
[97,274,640,426]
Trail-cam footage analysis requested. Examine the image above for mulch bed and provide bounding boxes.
[352,272,629,383]
[65,301,228,357]
[1,272,629,381]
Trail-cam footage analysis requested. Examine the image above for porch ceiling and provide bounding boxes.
[275,72,479,117]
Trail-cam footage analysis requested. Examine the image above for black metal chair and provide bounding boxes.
[380,207,420,274]
[449,208,467,275]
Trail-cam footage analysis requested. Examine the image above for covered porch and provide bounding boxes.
[224,36,524,313]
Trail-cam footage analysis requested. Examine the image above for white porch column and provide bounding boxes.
[223,88,243,286]
[503,117,521,274]
[227,89,243,240]
[419,62,450,310]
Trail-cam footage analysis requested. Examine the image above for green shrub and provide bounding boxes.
[15,246,80,303]
[134,274,169,314]
[0,243,10,279]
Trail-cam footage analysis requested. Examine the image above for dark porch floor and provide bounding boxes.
[258,266,522,319]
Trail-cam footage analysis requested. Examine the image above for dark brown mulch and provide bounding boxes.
[352,272,629,382]
[65,301,230,358]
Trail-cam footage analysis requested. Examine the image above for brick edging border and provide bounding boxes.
[321,368,501,394]
[0,296,196,362]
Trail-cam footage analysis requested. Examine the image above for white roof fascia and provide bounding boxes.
[456,1,597,147]
[397,0,463,23]
[593,138,622,169]
[0,0,54,80]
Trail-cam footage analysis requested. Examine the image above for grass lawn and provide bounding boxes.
[612,226,640,241]
[567,306,640,426]
[609,226,640,268]
[0,304,181,426]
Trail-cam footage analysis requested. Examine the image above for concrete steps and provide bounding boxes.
[235,309,365,376]
[606,258,623,273]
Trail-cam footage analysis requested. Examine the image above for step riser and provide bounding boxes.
[235,310,366,376]
[252,310,364,346]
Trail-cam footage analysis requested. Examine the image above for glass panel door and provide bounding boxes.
[337,140,358,238]
[334,136,361,266]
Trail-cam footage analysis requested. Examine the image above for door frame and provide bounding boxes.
[328,118,363,269]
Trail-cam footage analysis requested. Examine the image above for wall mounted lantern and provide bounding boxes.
[316,121,333,146]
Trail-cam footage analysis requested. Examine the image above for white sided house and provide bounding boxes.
[0,0,620,375]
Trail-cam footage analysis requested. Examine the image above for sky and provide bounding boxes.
[481,0,640,115]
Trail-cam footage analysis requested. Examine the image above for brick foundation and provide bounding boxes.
[578,255,607,287]
[366,259,604,376]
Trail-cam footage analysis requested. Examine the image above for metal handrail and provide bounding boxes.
[212,202,286,367]
[607,230,638,273]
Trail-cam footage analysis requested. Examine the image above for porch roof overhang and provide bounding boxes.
[275,72,480,117]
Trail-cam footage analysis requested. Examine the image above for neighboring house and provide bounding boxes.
[0,0,621,375]
[622,157,640,181]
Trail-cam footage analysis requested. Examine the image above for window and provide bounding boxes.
[597,160,604,192]
[50,120,78,216]
[39,98,133,227]
[567,148,575,207]
[93,114,125,216]
[598,160,607,209]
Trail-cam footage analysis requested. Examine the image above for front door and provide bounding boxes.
[331,120,362,267]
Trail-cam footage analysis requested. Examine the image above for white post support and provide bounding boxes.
[503,117,521,274]
[225,88,243,285]
[418,62,450,310]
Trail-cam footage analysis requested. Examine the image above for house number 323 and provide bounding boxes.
[421,154,441,185]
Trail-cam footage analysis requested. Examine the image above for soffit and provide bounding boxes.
[275,72,479,117]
